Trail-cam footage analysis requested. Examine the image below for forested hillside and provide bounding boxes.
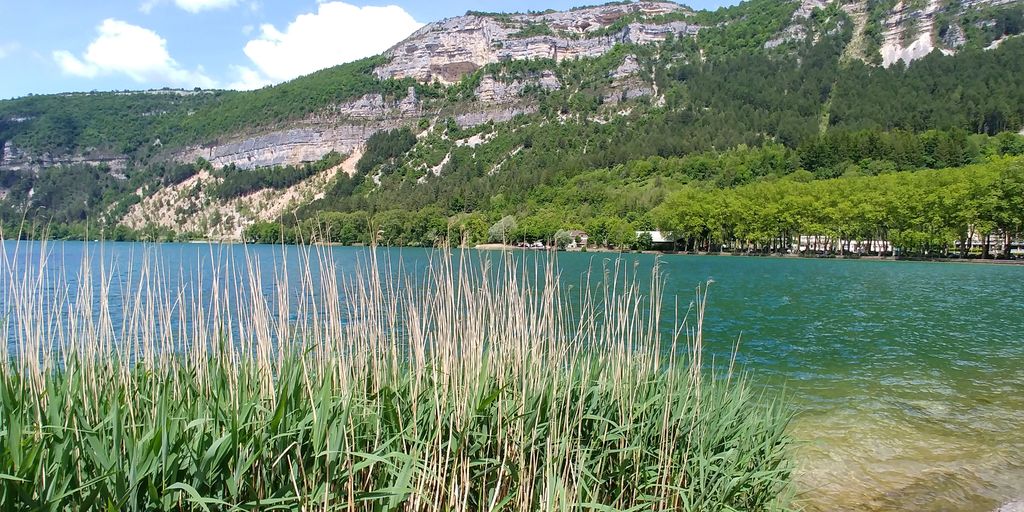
[1,0,1022,255]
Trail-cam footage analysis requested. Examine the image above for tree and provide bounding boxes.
[634,231,654,251]
[488,215,517,243]
[554,229,574,250]
[454,213,489,246]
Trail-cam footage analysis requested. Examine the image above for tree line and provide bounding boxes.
[651,158,1024,258]
[246,156,1024,259]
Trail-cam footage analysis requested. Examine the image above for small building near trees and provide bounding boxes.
[567,230,589,248]
[635,231,676,251]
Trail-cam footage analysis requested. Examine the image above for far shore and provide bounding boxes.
[470,243,1024,265]
[15,239,1024,266]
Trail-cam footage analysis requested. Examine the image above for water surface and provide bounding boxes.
[3,241,1022,511]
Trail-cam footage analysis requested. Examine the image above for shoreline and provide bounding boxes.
[472,243,1024,266]
[9,239,1024,266]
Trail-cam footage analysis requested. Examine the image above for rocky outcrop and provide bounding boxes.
[1,141,128,173]
[765,24,808,49]
[764,0,828,50]
[794,0,830,18]
[474,71,561,103]
[961,0,1020,8]
[121,151,361,239]
[610,55,641,80]
[375,2,699,84]
[878,0,1020,66]
[1,2,700,177]
[182,102,535,170]
[183,125,385,171]
[880,0,946,67]
[315,87,420,120]
[602,54,654,105]
[941,23,967,48]
[455,105,538,128]
[181,88,425,170]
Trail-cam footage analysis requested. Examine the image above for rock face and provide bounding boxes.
[183,103,538,170]
[375,2,699,83]
[121,151,361,239]
[942,23,967,48]
[880,0,945,67]
[181,88,424,170]
[609,55,642,80]
[765,24,808,49]
[454,105,538,128]
[603,54,655,105]
[879,0,1020,66]
[1,140,128,172]
[996,501,1024,512]
[314,87,421,120]
[474,70,561,103]
[184,125,382,171]
[794,0,830,18]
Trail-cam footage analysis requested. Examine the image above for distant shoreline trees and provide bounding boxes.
[241,156,1024,260]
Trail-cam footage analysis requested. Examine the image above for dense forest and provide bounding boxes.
[245,145,1024,258]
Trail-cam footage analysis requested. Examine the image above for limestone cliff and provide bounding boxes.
[2,140,128,173]
[178,87,539,171]
[879,0,1022,67]
[374,2,698,83]
[180,2,699,173]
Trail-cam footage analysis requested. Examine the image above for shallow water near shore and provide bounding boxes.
[3,241,1022,511]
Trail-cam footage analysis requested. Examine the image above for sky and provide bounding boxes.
[0,0,737,99]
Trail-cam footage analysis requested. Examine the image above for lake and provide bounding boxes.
[2,241,1022,511]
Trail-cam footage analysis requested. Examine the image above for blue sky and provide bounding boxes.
[0,0,737,99]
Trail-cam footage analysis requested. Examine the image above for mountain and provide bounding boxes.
[0,0,1022,242]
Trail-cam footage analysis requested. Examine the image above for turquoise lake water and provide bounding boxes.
[3,241,1022,511]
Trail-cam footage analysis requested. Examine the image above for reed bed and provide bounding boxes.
[0,241,792,511]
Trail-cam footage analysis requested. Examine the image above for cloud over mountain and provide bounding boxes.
[53,19,215,87]
[234,2,422,87]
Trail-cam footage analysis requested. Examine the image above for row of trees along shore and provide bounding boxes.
[245,157,1024,259]
[652,157,1024,258]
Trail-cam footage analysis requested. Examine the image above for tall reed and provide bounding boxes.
[0,240,792,511]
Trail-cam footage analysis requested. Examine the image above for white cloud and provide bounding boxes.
[174,0,238,13]
[141,0,238,14]
[53,19,215,88]
[0,42,19,59]
[226,65,272,90]
[239,2,421,83]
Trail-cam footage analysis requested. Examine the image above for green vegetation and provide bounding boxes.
[510,21,554,38]
[863,0,898,63]
[0,246,793,510]
[176,58,420,144]
[692,0,802,57]
[210,152,345,199]
[0,158,208,237]
[652,157,1024,257]
[0,57,420,154]
[3,1,1024,251]
[0,90,220,155]
[247,150,1024,257]
[950,3,1024,49]
[356,128,417,174]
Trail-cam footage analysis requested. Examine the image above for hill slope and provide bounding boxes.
[0,0,1022,243]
